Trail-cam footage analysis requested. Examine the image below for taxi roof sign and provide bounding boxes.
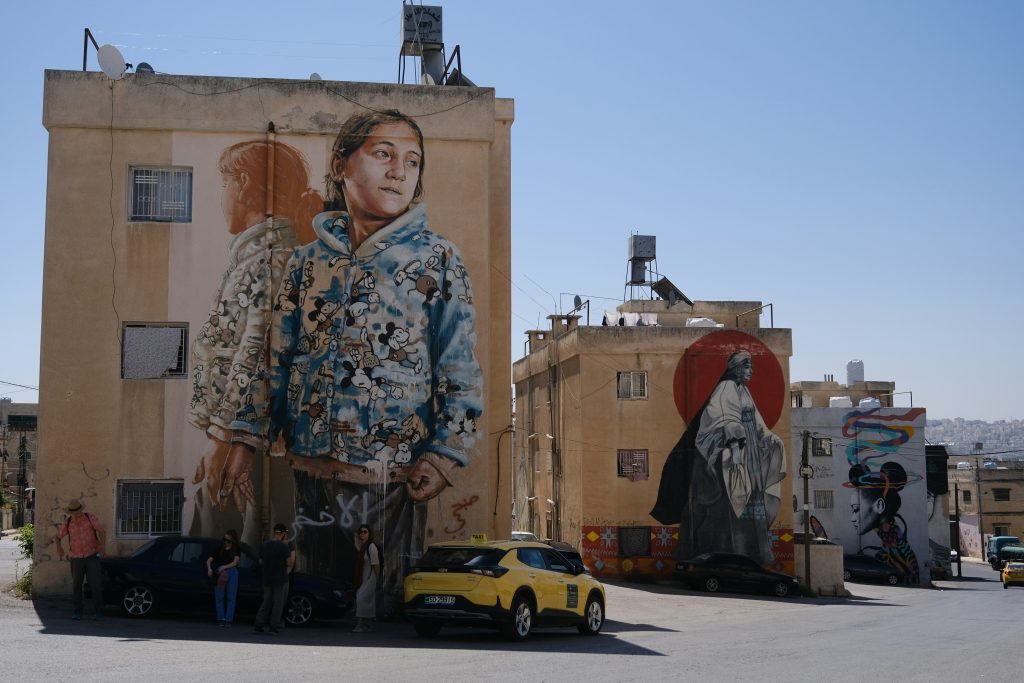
[470,533,488,543]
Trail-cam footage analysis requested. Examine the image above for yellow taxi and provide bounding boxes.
[404,537,606,641]
[1002,561,1024,589]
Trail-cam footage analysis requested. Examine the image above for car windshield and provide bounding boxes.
[419,547,507,568]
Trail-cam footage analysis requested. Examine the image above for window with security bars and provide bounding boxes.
[121,323,188,379]
[117,481,184,536]
[813,490,834,509]
[129,166,193,222]
[962,490,972,503]
[616,371,647,399]
[618,526,651,557]
[617,449,649,479]
[993,488,1011,502]
[812,437,832,457]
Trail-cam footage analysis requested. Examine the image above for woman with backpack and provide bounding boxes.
[352,525,380,633]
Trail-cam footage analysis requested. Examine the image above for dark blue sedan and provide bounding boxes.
[99,536,350,626]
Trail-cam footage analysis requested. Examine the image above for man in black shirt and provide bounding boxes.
[254,523,295,634]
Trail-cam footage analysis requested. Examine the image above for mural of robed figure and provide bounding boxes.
[651,349,785,565]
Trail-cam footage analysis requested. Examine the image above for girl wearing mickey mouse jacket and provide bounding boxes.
[227,110,483,603]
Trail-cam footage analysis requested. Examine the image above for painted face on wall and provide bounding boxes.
[221,172,256,235]
[336,122,422,223]
[850,489,885,536]
[738,356,753,384]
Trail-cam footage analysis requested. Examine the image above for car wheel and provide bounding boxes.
[886,574,899,586]
[843,569,852,581]
[502,593,534,642]
[121,584,157,617]
[773,581,790,598]
[704,577,720,593]
[576,593,604,636]
[411,618,443,637]
[285,592,315,627]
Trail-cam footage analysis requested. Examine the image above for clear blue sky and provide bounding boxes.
[2,1,1021,421]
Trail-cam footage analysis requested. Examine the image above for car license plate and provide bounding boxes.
[424,595,455,606]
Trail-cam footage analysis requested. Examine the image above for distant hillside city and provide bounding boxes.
[926,418,1024,457]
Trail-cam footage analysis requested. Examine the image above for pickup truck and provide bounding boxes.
[988,536,1023,570]
[994,544,1024,570]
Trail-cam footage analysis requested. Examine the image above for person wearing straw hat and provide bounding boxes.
[55,499,106,620]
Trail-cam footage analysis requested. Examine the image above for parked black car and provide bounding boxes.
[99,536,350,626]
[547,541,592,575]
[675,553,800,597]
[842,553,904,586]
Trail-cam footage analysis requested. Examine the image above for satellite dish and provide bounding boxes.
[97,44,127,80]
[136,62,155,74]
[573,295,583,310]
[309,72,322,81]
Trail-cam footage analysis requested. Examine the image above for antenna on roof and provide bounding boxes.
[83,29,130,80]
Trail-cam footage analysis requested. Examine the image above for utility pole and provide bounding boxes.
[975,445,985,561]
[952,482,963,578]
[15,434,27,527]
[799,431,813,594]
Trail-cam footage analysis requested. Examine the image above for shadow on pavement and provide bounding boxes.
[25,595,664,656]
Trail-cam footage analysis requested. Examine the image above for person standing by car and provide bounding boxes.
[352,525,380,633]
[207,529,241,627]
[54,499,106,621]
[255,523,295,634]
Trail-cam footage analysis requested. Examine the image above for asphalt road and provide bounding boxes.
[1,537,1018,682]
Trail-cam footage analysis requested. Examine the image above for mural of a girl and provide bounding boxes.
[848,461,920,582]
[227,109,483,608]
[652,348,785,566]
[188,139,322,545]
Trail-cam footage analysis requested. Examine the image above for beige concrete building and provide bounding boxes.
[948,456,1024,558]
[512,300,795,579]
[790,379,897,409]
[36,69,513,599]
[1,399,38,529]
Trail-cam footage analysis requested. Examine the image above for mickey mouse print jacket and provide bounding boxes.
[231,203,483,473]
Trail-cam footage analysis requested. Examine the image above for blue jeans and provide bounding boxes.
[214,567,239,622]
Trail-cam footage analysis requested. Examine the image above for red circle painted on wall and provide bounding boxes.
[672,330,785,429]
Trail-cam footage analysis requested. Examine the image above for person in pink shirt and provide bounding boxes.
[55,499,106,620]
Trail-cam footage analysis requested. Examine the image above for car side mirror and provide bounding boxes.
[572,564,584,576]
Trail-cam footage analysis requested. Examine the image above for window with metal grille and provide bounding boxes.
[813,490,834,509]
[993,524,1010,536]
[963,489,972,503]
[617,449,649,479]
[117,481,184,536]
[121,323,188,379]
[993,488,1011,502]
[618,526,651,556]
[812,437,832,457]
[616,371,647,399]
[129,166,193,222]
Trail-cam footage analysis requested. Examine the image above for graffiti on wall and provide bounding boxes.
[650,330,789,570]
[183,110,484,610]
[842,407,925,583]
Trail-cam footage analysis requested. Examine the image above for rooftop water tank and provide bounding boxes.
[847,359,864,385]
[829,396,853,408]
